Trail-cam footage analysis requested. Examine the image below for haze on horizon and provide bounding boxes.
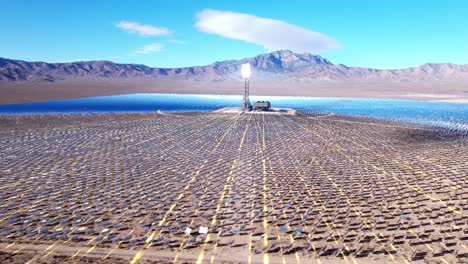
[2,0,468,69]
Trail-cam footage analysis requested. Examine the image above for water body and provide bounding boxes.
[0,93,466,130]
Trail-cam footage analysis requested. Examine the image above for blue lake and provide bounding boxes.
[0,93,467,130]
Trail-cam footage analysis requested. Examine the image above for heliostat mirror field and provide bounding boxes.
[0,111,466,263]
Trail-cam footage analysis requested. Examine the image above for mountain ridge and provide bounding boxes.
[1,50,468,82]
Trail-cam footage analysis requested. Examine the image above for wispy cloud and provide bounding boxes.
[116,20,171,37]
[108,55,123,60]
[195,9,338,53]
[134,43,163,54]
[167,39,188,45]
[108,43,163,60]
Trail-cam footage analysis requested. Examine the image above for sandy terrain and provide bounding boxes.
[0,79,467,104]
[0,112,466,263]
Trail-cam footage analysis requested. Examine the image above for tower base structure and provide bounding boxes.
[242,78,251,112]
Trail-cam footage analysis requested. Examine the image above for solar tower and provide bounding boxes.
[241,63,252,111]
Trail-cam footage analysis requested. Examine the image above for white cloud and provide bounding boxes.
[195,9,338,53]
[108,55,123,60]
[116,20,171,37]
[134,43,163,54]
[107,43,163,60]
[167,39,188,45]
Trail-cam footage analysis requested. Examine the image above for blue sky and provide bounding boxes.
[2,0,468,69]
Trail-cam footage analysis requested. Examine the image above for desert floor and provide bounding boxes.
[0,79,467,104]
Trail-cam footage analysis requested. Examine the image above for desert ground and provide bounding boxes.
[0,111,467,263]
[0,79,467,104]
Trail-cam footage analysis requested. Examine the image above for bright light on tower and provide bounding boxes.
[241,63,251,79]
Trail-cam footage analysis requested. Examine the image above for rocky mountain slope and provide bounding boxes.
[1,50,468,82]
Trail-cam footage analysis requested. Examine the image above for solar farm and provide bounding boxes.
[0,111,467,263]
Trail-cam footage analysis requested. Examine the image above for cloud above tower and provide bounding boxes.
[195,9,339,53]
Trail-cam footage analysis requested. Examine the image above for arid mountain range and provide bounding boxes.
[1,50,467,104]
[2,50,468,82]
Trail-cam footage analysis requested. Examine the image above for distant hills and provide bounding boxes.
[2,50,468,82]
